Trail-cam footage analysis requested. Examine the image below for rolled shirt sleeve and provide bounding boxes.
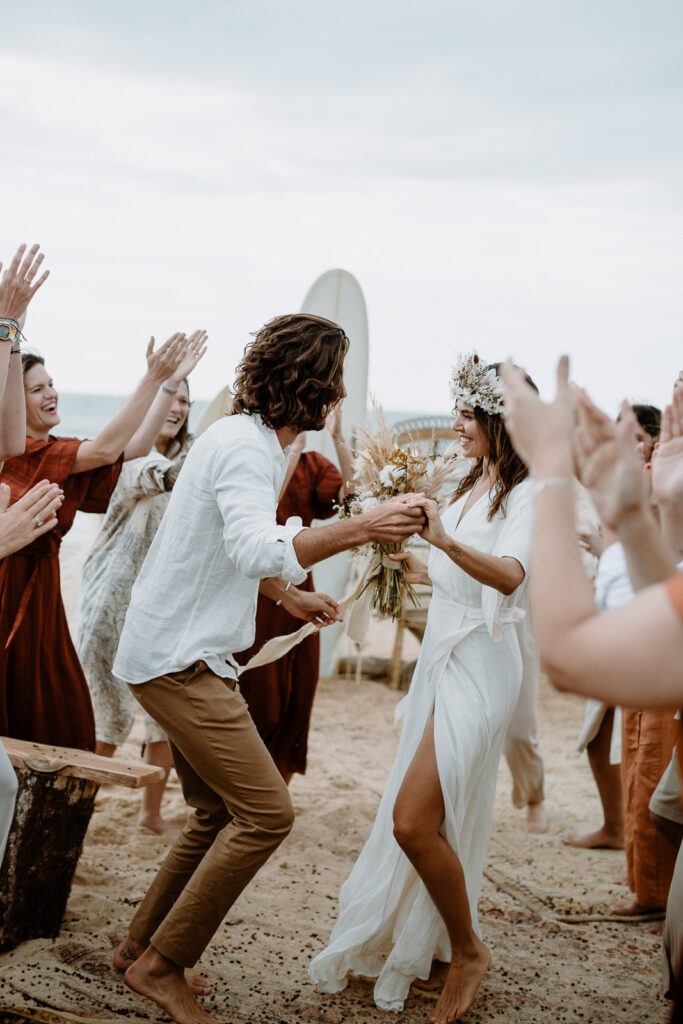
[214,434,308,584]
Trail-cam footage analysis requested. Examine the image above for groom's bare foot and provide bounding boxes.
[525,801,547,834]
[124,947,222,1024]
[562,826,624,850]
[429,939,491,1023]
[114,934,211,995]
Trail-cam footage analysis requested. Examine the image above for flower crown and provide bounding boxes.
[449,352,505,417]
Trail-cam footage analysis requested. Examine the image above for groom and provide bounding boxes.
[112,312,426,1024]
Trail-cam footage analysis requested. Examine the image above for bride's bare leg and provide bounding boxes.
[393,716,491,1023]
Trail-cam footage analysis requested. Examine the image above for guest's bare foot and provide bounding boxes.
[124,947,222,1024]
[114,935,211,995]
[429,939,491,1023]
[413,960,449,992]
[610,898,664,917]
[138,814,181,838]
[562,826,624,850]
[525,801,547,834]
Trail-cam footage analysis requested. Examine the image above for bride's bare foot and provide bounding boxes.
[124,947,222,1024]
[429,939,491,1023]
[138,813,181,838]
[525,801,547,834]
[562,826,624,850]
[413,960,449,992]
[114,934,211,995]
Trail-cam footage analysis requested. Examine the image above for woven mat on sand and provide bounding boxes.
[484,820,664,923]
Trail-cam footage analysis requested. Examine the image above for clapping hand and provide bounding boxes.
[573,395,647,532]
[169,329,209,386]
[502,356,574,477]
[144,333,187,382]
[575,517,605,559]
[652,385,683,509]
[0,480,64,558]
[0,243,50,321]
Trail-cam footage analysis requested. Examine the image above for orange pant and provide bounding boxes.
[621,709,679,908]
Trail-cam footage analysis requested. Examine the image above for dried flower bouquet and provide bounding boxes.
[343,406,460,619]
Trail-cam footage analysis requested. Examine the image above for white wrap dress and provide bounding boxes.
[309,478,535,1012]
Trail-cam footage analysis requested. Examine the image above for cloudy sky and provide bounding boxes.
[2,1,681,416]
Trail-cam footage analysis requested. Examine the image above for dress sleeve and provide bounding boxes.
[308,453,343,521]
[115,452,175,501]
[491,479,534,573]
[78,454,124,513]
[481,480,534,640]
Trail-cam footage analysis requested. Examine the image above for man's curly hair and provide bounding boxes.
[232,314,349,431]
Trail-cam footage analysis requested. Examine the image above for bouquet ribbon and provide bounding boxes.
[237,550,384,676]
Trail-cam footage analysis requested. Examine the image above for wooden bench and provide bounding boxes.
[0,737,165,953]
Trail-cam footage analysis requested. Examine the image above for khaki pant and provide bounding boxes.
[128,662,294,967]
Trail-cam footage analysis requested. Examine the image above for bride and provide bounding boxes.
[309,354,537,1023]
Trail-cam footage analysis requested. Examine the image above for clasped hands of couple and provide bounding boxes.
[279,494,438,630]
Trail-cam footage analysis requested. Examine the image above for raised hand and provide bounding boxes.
[169,329,209,386]
[652,385,683,508]
[282,588,343,626]
[575,517,605,559]
[573,396,646,531]
[502,356,574,477]
[0,480,64,558]
[144,333,187,383]
[0,243,50,321]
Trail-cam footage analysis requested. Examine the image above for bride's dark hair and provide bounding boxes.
[451,362,537,520]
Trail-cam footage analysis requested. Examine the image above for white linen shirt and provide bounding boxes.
[113,413,308,684]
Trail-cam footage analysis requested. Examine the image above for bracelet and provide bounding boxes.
[533,476,572,496]
[0,320,23,346]
[275,581,293,607]
[160,383,178,396]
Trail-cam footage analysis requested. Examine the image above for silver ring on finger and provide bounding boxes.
[35,516,44,528]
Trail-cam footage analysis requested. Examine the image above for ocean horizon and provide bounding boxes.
[57,393,451,441]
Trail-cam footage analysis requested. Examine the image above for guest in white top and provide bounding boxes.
[112,313,427,1024]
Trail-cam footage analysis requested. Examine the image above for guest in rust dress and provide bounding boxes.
[0,334,195,751]
[238,408,354,781]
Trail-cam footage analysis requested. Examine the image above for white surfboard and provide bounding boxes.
[195,385,233,436]
[300,269,369,676]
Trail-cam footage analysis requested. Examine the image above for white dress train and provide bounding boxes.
[309,479,535,1012]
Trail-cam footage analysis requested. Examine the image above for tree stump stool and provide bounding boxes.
[0,737,164,953]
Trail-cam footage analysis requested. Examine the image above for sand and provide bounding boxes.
[0,516,672,1023]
